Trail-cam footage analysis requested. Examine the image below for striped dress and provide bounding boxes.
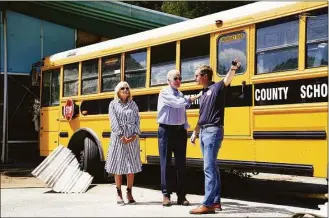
[104,99,142,175]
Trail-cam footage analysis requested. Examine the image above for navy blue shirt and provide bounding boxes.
[198,80,228,127]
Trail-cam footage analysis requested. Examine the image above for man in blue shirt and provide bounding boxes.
[189,59,240,214]
[157,69,200,207]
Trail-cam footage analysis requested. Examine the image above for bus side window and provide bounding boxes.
[133,95,149,112]
[306,10,328,68]
[217,32,247,75]
[150,42,176,86]
[42,69,60,106]
[80,98,113,115]
[101,54,121,92]
[181,34,210,81]
[149,94,158,111]
[81,59,98,95]
[124,49,147,89]
[256,17,299,74]
[63,63,79,97]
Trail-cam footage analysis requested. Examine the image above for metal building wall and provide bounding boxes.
[1,9,75,164]
[42,20,75,57]
[1,11,4,72]
[2,10,75,75]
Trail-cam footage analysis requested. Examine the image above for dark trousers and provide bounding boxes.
[158,124,187,199]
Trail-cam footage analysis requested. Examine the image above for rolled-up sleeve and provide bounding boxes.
[184,111,190,130]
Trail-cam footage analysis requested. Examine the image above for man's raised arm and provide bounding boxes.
[223,57,241,87]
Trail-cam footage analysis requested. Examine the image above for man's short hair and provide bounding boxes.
[167,69,180,81]
[196,65,213,81]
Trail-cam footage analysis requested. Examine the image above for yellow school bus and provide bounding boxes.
[40,1,328,179]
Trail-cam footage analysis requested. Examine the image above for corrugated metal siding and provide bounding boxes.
[32,145,93,193]
[75,1,187,27]
[2,1,187,43]
[4,10,75,75]
[42,21,75,57]
[34,1,186,30]
[7,10,41,74]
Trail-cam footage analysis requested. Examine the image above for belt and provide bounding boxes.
[200,124,222,129]
[159,123,185,129]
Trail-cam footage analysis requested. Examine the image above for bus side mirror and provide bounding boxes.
[31,68,40,86]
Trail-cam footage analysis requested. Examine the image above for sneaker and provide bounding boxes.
[162,196,171,207]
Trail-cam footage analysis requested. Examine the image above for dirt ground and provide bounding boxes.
[0,165,45,189]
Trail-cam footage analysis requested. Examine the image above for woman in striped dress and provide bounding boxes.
[105,81,142,205]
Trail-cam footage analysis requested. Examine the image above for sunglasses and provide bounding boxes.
[173,77,182,81]
[120,87,130,91]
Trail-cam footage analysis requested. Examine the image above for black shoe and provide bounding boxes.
[177,197,190,206]
[116,187,125,206]
[126,188,136,205]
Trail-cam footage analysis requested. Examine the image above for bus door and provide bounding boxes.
[40,69,60,156]
[214,27,253,161]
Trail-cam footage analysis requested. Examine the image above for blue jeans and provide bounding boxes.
[200,126,223,207]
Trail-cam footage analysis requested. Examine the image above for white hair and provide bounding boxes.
[114,81,132,101]
[167,69,180,81]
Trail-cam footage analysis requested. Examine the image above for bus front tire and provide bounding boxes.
[80,137,104,182]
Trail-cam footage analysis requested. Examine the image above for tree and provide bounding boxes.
[124,1,254,19]
[123,1,163,11]
[162,1,253,18]
[161,1,192,18]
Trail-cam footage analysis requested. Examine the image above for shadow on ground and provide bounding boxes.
[43,184,98,194]
[130,165,328,210]
[220,201,295,216]
[1,164,39,177]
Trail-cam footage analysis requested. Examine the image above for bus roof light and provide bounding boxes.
[215,20,223,27]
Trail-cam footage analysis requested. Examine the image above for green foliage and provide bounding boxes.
[124,1,253,19]
[123,1,163,11]
[161,1,190,18]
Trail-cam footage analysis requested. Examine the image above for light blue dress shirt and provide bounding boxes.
[157,86,191,129]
